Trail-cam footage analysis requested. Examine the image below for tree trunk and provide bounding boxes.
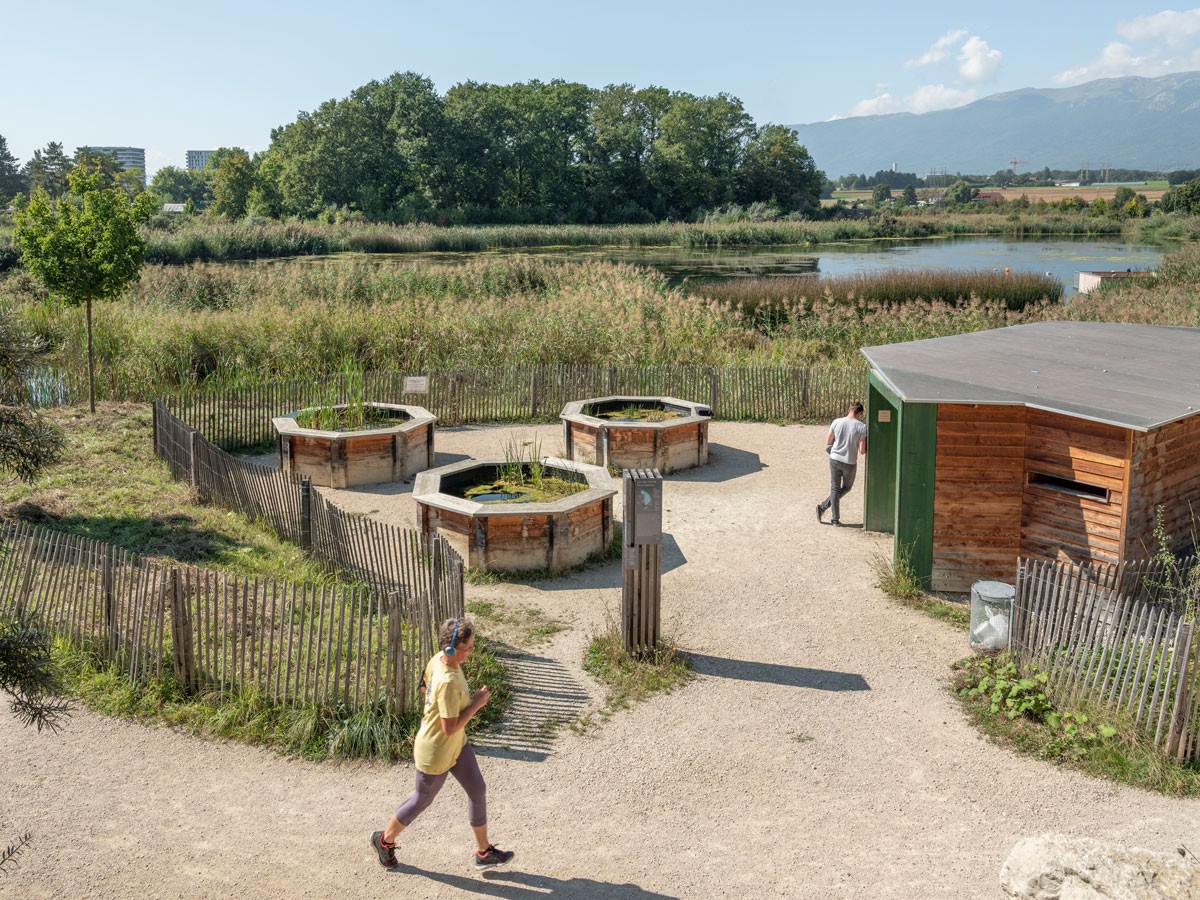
[86,296,95,414]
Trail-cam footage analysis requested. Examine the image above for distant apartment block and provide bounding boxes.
[186,150,214,170]
[81,146,146,174]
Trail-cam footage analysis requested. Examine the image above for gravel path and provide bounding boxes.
[3,422,1199,899]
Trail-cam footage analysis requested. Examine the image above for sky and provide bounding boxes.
[5,1,1200,178]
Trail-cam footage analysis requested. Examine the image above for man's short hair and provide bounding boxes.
[849,401,864,416]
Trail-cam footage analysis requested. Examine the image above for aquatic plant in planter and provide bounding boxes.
[560,396,713,474]
[273,401,436,488]
[413,456,615,573]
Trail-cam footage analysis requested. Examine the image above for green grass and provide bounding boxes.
[53,634,513,760]
[0,403,327,581]
[954,654,1200,795]
[871,549,971,629]
[581,626,693,722]
[465,599,566,646]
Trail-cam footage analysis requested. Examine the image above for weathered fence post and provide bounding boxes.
[621,469,663,654]
[1167,622,1195,759]
[168,567,196,692]
[530,368,539,420]
[151,401,159,457]
[188,428,200,490]
[386,590,406,715]
[103,551,117,661]
[299,478,313,550]
[709,368,719,413]
[15,534,38,618]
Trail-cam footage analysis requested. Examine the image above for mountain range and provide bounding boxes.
[790,71,1200,178]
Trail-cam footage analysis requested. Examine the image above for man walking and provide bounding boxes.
[817,401,867,526]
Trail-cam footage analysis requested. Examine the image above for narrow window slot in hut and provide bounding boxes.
[1028,472,1109,502]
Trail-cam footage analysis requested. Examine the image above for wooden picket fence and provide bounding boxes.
[153,401,462,601]
[0,519,457,715]
[162,363,866,451]
[1012,555,1200,760]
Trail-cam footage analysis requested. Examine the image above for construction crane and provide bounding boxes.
[1009,158,1029,173]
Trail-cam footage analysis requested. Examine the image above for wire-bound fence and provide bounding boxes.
[0,520,451,715]
[161,363,866,450]
[1012,555,1200,760]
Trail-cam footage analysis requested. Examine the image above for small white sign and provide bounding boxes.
[403,376,429,394]
[877,410,892,423]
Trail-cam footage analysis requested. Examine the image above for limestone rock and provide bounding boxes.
[1001,834,1200,899]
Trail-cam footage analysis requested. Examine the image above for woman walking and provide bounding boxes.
[371,618,515,872]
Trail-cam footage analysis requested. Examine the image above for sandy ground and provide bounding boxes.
[3,421,1199,900]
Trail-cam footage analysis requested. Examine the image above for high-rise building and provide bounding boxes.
[186,150,214,170]
[80,146,146,175]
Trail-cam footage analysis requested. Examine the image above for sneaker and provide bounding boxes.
[474,844,515,870]
[816,503,824,523]
[830,520,841,527]
[371,831,398,870]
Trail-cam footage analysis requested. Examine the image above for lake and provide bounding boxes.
[319,236,1167,296]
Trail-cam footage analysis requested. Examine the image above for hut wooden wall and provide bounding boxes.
[931,404,1027,592]
[1125,416,1200,558]
[1018,409,1129,566]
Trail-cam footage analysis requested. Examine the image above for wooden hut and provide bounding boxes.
[861,322,1200,592]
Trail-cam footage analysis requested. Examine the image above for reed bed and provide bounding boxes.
[2,243,1197,400]
[135,214,1133,265]
[693,269,1062,315]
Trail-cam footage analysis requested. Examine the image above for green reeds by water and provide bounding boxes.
[694,268,1062,317]
[138,214,1134,265]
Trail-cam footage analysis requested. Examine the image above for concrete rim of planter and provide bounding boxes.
[413,456,616,517]
[559,395,713,429]
[272,401,435,438]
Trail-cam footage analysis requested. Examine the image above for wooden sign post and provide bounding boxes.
[622,468,663,654]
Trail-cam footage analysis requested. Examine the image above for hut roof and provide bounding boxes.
[861,322,1200,432]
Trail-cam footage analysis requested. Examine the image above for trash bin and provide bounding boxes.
[969,580,1014,653]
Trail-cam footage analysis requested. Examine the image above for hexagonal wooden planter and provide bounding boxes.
[560,396,713,474]
[273,402,436,488]
[413,457,616,573]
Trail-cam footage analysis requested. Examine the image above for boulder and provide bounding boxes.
[1001,834,1200,899]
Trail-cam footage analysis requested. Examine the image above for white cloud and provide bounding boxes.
[840,84,976,118]
[905,28,968,68]
[1057,9,1200,84]
[958,36,1002,83]
[909,84,977,113]
[1117,8,1200,45]
[845,93,901,117]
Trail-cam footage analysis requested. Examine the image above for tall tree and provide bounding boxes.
[210,149,254,218]
[24,142,71,198]
[0,135,23,203]
[149,165,209,205]
[13,158,157,412]
[735,125,822,212]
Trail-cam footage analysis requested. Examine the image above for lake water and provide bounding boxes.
[332,236,1167,296]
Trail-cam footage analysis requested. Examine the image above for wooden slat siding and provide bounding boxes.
[932,404,1027,591]
[1020,409,1129,567]
[1125,416,1200,560]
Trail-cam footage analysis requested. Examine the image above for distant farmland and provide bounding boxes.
[829,182,1169,205]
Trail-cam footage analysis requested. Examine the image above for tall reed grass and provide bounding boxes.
[136,214,1135,265]
[2,244,1196,400]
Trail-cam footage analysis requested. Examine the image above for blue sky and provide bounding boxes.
[5,1,1200,177]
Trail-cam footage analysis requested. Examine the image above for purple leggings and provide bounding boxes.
[396,744,487,828]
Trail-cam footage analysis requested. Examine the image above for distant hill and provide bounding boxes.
[791,71,1200,178]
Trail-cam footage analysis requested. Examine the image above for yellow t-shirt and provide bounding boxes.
[413,654,470,775]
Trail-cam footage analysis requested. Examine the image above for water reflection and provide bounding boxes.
[284,235,1166,296]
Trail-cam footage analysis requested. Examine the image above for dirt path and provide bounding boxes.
[3,422,1199,899]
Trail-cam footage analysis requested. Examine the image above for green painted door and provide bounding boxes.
[865,373,900,534]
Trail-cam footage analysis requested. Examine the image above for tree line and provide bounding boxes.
[3,74,825,224]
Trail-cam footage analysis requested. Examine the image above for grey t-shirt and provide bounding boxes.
[828,415,867,464]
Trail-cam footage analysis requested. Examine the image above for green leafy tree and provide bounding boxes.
[210,149,254,218]
[872,183,892,203]
[735,124,822,213]
[943,180,978,205]
[902,185,918,206]
[149,165,209,205]
[13,159,157,412]
[0,309,65,479]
